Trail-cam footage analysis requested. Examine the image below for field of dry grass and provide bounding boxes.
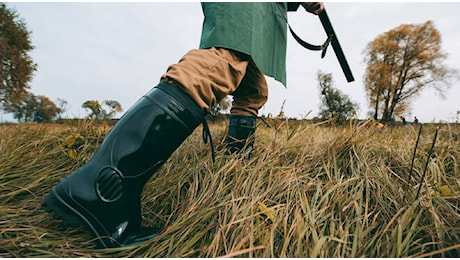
[1,119,459,257]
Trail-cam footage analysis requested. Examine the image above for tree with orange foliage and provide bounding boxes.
[364,21,456,122]
[7,93,61,122]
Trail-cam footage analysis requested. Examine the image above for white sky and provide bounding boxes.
[2,2,460,123]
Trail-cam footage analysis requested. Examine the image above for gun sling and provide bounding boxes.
[277,3,355,83]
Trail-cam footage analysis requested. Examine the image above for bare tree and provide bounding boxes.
[55,98,69,119]
[103,100,123,119]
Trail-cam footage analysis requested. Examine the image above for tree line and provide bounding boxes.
[1,4,123,123]
[1,3,457,124]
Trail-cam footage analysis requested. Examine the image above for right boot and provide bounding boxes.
[41,81,204,248]
[225,115,257,159]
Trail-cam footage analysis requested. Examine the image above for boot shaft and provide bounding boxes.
[94,81,204,180]
[226,115,256,156]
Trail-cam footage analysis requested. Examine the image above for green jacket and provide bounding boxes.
[199,2,299,87]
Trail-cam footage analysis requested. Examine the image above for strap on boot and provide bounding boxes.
[157,82,216,163]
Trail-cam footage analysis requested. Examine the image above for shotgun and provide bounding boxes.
[278,3,355,83]
[319,9,355,83]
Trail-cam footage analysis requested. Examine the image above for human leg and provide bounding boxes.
[161,47,250,112]
[42,48,251,248]
[42,82,205,248]
[226,61,268,158]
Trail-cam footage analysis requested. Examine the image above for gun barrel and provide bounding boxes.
[319,9,355,83]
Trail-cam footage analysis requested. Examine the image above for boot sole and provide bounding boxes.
[41,188,115,248]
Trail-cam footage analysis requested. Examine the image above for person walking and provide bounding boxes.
[42,2,324,248]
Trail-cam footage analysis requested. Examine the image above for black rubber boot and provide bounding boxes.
[225,115,256,159]
[41,81,204,248]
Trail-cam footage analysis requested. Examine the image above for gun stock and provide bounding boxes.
[319,9,355,83]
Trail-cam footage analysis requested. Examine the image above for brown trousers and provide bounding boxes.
[160,47,268,117]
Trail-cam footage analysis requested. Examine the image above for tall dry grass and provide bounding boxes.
[0,119,459,257]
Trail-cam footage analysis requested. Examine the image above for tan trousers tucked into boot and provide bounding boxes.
[161,47,268,117]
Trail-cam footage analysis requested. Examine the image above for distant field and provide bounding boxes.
[0,119,459,257]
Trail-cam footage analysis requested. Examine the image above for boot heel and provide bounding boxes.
[41,190,82,227]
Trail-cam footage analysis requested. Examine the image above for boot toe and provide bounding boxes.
[118,226,160,248]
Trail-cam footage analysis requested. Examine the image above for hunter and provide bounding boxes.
[42,2,324,248]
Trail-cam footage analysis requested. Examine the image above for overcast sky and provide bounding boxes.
[3,1,460,123]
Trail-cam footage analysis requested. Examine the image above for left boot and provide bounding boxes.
[41,81,205,248]
[225,115,257,159]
